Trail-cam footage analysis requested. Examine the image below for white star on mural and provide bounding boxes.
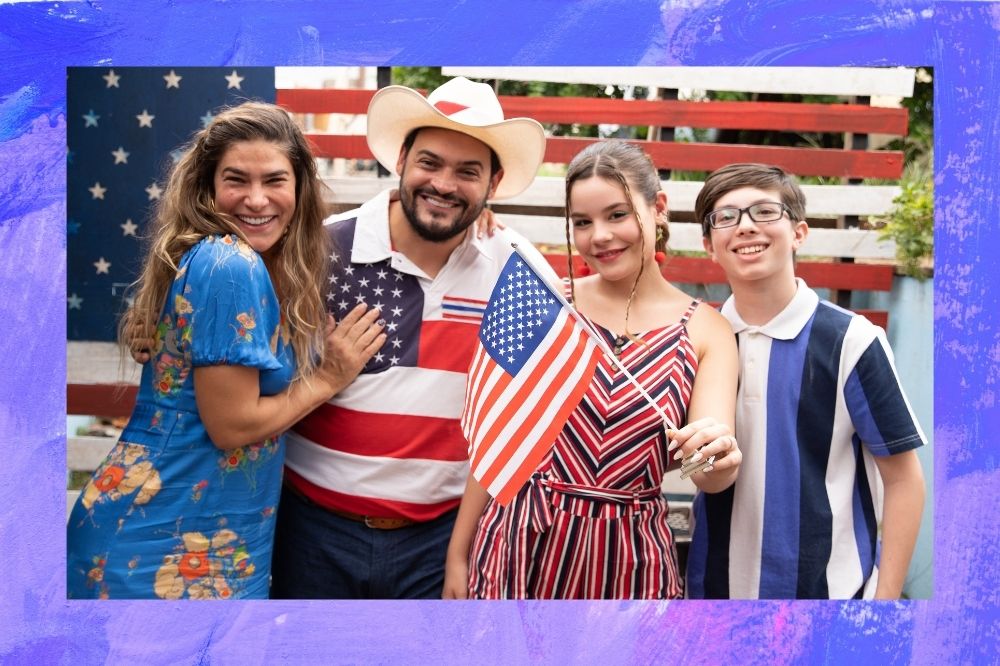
[94,257,111,274]
[145,182,163,201]
[121,218,138,236]
[163,69,182,88]
[136,109,155,127]
[111,146,129,164]
[88,182,107,199]
[82,110,99,127]
[225,70,245,90]
[103,69,120,88]
[67,293,83,309]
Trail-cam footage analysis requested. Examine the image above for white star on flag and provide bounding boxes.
[82,110,99,127]
[103,69,120,88]
[225,70,245,89]
[88,182,107,199]
[136,109,155,127]
[111,147,129,164]
[94,257,111,274]
[163,70,182,88]
[145,182,163,200]
[200,111,214,128]
[121,218,138,236]
[67,293,83,310]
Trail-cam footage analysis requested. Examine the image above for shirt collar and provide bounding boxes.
[720,278,819,340]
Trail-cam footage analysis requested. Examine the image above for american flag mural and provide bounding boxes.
[67,67,275,341]
[462,248,603,505]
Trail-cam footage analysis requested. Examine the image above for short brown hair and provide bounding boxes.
[696,163,806,237]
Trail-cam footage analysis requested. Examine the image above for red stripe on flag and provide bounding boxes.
[491,339,601,505]
[477,327,598,497]
[470,320,577,473]
[443,296,489,305]
[295,404,468,461]
[418,319,479,372]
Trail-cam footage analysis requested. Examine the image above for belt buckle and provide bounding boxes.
[364,515,379,529]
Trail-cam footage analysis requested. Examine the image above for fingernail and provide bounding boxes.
[667,440,678,452]
[690,451,703,463]
[702,465,714,473]
[673,449,683,461]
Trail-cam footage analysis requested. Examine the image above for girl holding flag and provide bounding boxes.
[445,140,741,599]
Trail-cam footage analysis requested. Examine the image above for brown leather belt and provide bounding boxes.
[328,508,416,530]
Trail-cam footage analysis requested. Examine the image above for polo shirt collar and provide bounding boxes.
[720,278,819,340]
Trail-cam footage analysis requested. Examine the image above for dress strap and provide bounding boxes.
[679,298,702,326]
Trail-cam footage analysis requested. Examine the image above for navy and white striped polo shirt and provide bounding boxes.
[687,280,925,599]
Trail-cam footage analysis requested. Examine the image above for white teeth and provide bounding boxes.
[238,215,273,226]
[423,195,457,208]
[735,245,767,255]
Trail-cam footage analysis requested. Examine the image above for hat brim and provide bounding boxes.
[366,85,546,200]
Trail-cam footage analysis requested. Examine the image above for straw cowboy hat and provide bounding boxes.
[366,77,546,200]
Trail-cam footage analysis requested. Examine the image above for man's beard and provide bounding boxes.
[399,183,488,243]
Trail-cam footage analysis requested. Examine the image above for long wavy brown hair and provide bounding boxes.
[564,140,669,344]
[120,102,330,382]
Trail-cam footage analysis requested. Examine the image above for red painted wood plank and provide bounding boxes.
[277,88,375,114]
[542,254,894,291]
[275,89,909,135]
[304,134,903,179]
[498,96,909,135]
[68,385,137,418]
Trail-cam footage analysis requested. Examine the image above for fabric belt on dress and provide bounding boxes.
[526,472,663,534]
[287,484,416,530]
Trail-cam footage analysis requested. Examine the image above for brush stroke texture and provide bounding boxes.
[1,1,996,663]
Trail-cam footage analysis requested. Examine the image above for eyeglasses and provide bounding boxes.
[705,202,791,230]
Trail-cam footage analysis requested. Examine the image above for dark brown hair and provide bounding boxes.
[696,163,807,237]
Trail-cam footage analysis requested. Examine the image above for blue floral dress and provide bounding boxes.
[67,235,295,599]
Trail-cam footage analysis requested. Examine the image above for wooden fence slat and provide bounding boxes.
[67,385,137,418]
[322,176,903,219]
[442,67,917,98]
[306,134,904,179]
[67,435,119,471]
[278,88,908,135]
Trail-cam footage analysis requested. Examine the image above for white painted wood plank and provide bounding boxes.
[501,216,896,259]
[67,490,80,521]
[323,176,901,217]
[68,341,139,386]
[67,435,118,471]
[443,67,916,97]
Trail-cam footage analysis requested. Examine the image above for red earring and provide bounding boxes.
[577,264,592,276]
[654,251,666,264]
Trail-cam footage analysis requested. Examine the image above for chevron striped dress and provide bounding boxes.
[468,300,701,599]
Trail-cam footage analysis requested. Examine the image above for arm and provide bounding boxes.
[442,475,491,599]
[195,305,385,450]
[676,306,740,494]
[872,450,925,599]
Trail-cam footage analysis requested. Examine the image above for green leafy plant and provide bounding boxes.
[876,161,934,279]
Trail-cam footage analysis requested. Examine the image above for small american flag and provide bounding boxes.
[461,247,602,505]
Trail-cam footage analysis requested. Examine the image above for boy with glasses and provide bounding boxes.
[685,163,926,599]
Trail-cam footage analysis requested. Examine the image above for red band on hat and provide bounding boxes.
[433,100,470,116]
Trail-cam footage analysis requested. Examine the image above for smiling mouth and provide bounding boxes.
[236,215,276,227]
[593,249,626,262]
[734,244,768,255]
[421,193,460,208]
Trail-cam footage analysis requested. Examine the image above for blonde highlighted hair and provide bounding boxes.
[120,102,330,382]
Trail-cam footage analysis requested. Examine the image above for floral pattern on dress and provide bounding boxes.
[80,441,162,513]
[218,436,281,490]
[233,310,257,342]
[153,528,256,600]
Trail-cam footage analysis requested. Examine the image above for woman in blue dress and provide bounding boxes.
[67,103,386,599]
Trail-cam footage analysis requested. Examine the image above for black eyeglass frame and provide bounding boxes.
[704,201,793,230]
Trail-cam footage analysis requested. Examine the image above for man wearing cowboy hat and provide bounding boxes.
[271,77,551,599]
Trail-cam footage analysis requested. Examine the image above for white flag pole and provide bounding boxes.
[512,244,678,431]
